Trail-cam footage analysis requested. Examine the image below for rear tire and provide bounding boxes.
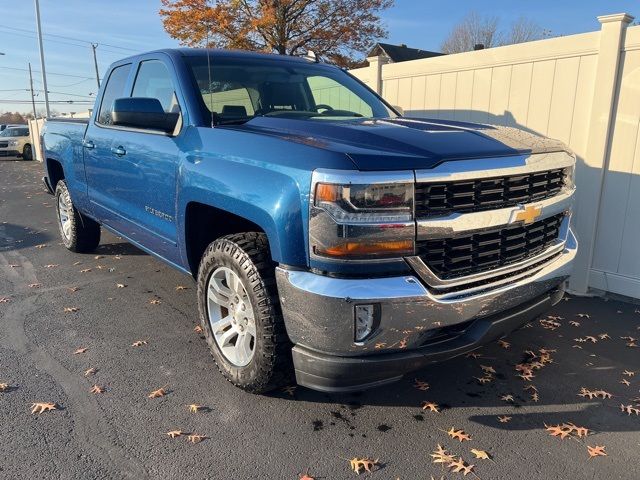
[22,144,32,161]
[197,232,293,393]
[55,180,101,253]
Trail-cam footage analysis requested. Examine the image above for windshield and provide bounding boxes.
[0,127,29,137]
[186,56,396,124]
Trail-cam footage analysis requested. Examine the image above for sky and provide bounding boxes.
[0,0,638,115]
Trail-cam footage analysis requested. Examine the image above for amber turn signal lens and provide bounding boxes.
[315,183,340,202]
[317,240,414,258]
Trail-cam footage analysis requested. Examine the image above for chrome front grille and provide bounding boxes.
[0,142,8,148]
[416,213,566,280]
[415,168,568,217]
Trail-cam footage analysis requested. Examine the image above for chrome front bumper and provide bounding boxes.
[276,227,577,357]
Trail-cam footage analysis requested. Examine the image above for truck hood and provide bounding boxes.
[226,116,569,170]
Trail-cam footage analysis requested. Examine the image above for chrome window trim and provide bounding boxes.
[416,188,574,239]
[407,215,571,289]
[414,151,575,183]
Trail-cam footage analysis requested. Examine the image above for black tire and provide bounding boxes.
[55,180,101,253]
[197,232,293,393]
[22,144,32,161]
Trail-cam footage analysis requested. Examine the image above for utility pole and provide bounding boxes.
[28,62,37,118]
[34,0,50,118]
[91,43,100,89]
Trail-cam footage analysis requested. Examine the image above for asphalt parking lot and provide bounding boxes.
[1,159,639,480]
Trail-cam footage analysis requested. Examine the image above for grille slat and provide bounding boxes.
[416,168,567,217]
[417,213,565,279]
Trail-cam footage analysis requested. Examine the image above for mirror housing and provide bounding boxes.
[111,97,179,133]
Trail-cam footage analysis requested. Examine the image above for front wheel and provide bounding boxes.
[55,180,101,252]
[22,144,33,161]
[197,232,293,393]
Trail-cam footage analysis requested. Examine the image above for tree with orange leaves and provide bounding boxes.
[159,0,393,67]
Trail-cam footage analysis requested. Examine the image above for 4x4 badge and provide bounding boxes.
[514,205,542,225]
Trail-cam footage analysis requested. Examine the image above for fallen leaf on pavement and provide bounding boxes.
[149,387,167,398]
[498,339,511,349]
[448,457,475,476]
[193,325,203,334]
[501,394,514,402]
[31,402,57,414]
[587,445,606,459]
[188,404,203,413]
[620,404,640,415]
[187,434,207,444]
[175,285,188,291]
[131,340,147,347]
[422,402,440,413]
[64,307,79,313]
[166,430,183,438]
[73,347,88,354]
[545,424,572,439]
[116,284,126,288]
[348,457,378,475]
[84,368,97,377]
[498,415,512,423]
[414,379,430,391]
[90,385,104,394]
[0,383,10,392]
[470,449,491,460]
[149,299,161,305]
[447,427,471,442]
[28,283,41,288]
[578,388,612,399]
[431,444,455,464]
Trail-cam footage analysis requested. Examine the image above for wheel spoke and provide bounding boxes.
[217,326,237,347]
[210,314,232,334]
[246,321,256,337]
[225,269,239,294]
[62,221,71,236]
[208,279,231,307]
[236,333,252,363]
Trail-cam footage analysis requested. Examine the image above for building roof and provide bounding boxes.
[368,42,444,62]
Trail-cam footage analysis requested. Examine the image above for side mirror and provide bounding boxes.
[111,97,179,133]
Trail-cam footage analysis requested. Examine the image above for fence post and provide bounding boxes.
[569,13,633,294]
[365,55,389,95]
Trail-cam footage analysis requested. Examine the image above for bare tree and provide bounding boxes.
[507,17,544,45]
[441,12,543,54]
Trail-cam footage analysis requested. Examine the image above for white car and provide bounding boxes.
[0,126,32,160]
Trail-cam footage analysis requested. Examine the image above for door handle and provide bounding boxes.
[111,146,127,156]
[82,140,95,149]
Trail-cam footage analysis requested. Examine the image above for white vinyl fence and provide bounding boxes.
[351,13,640,299]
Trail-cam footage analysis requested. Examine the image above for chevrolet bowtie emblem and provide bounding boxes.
[514,205,542,224]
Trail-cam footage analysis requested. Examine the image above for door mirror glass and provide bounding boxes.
[111,97,179,133]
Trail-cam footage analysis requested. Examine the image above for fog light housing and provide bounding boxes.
[354,304,379,342]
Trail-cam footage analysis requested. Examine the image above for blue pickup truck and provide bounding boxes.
[42,48,577,393]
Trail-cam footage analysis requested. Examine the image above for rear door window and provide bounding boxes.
[97,64,131,125]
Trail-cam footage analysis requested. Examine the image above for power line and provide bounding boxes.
[0,27,133,57]
[0,24,139,52]
[0,65,94,80]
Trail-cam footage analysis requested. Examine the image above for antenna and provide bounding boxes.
[204,4,214,127]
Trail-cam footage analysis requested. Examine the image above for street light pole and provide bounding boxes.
[28,62,37,119]
[33,0,51,118]
[91,43,100,89]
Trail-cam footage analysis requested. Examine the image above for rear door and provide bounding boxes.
[83,56,184,264]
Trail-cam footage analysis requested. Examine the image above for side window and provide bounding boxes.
[97,64,131,125]
[132,60,179,113]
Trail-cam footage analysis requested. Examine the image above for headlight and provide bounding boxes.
[310,170,415,261]
[8,140,18,147]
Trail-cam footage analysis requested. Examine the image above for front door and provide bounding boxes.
[84,58,183,264]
